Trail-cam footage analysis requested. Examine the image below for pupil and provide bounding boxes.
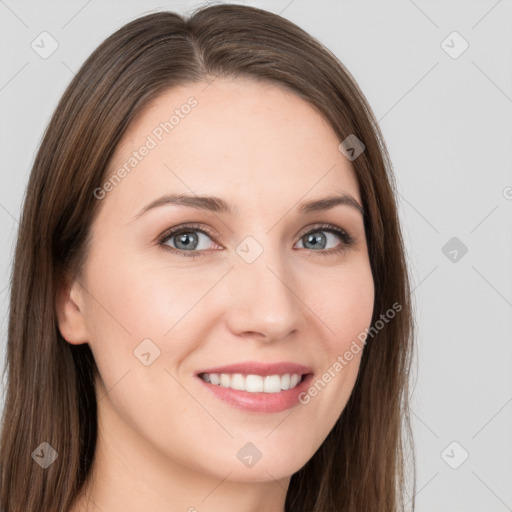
[176,232,197,250]
[305,232,326,249]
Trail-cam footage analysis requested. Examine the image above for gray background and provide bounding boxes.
[1,1,511,510]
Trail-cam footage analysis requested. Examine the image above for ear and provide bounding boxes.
[55,274,89,345]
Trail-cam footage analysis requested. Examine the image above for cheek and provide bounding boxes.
[296,260,374,438]
[313,258,375,346]
[83,244,215,340]
[81,244,233,394]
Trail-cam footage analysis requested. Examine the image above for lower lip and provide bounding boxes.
[197,374,314,413]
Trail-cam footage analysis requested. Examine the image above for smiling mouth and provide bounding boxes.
[199,372,306,393]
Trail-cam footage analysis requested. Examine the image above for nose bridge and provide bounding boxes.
[224,238,302,339]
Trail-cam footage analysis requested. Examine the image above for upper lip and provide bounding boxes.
[196,361,314,377]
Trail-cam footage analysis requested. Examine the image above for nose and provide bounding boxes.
[223,255,304,342]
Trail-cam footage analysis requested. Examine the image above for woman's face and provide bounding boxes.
[66,77,374,483]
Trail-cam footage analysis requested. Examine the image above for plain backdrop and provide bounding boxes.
[1,1,511,511]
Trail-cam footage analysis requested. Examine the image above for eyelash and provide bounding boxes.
[157,222,354,258]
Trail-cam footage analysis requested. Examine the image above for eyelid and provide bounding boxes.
[157,222,220,245]
[157,221,354,255]
[294,222,353,244]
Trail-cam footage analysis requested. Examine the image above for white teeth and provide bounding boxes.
[281,373,291,390]
[220,373,231,388]
[263,375,281,393]
[230,373,245,391]
[200,372,303,393]
[245,374,263,392]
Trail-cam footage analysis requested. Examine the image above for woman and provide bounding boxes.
[0,4,416,511]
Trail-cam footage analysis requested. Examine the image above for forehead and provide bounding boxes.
[105,77,361,212]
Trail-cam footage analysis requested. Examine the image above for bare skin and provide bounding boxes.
[58,77,375,512]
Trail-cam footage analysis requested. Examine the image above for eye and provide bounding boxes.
[159,223,218,257]
[158,222,354,258]
[294,223,354,254]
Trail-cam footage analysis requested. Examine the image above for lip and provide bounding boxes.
[195,361,313,377]
[195,361,314,414]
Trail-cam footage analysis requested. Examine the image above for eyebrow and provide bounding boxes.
[132,192,364,221]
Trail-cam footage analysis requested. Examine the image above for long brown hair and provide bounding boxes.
[0,4,416,511]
